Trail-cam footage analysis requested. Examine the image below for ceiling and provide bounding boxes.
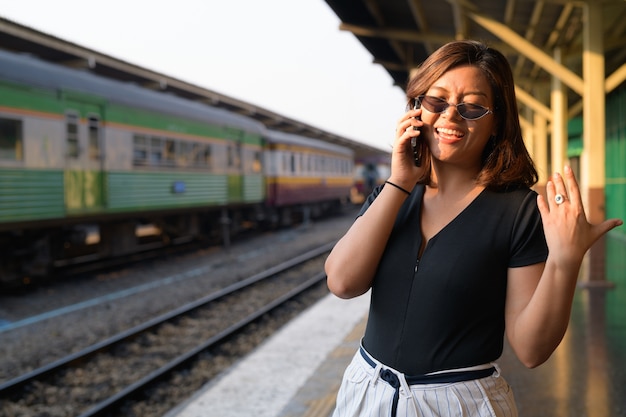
[323,0,626,112]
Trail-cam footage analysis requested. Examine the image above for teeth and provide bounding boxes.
[437,127,464,137]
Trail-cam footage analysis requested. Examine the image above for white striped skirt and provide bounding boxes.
[332,346,518,417]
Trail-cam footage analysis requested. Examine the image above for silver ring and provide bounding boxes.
[555,194,564,205]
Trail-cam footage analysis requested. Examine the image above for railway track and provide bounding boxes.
[0,243,334,417]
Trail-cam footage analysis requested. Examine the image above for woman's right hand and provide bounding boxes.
[389,108,425,190]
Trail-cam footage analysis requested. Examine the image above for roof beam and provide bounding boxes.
[513,0,544,79]
[363,0,409,64]
[447,0,469,40]
[606,62,626,93]
[467,11,584,95]
[407,0,436,54]
[504,0,517,26]
[338,23,453,47]
[528,3,574,82]
[515,85,552,121]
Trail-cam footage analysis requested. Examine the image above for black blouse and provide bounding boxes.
[360,184,548,375]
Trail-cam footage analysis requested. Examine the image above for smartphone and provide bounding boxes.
[411,99,423,167]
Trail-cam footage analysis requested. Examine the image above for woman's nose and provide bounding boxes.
[442,103,462,119]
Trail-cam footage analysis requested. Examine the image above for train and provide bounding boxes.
[0,49,357,286]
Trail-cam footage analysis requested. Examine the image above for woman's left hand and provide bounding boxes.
[537,165,623,269]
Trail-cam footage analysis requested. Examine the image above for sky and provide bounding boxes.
[0,0,407,152]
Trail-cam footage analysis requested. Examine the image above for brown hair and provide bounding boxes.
[406,40,538,190]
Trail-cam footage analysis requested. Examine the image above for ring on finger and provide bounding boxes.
[555,194,565,205]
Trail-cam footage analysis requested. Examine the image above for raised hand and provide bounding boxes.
[537,165,623,269]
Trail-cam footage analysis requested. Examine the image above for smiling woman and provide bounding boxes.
[325,40,622,417]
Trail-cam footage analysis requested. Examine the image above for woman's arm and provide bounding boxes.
[505,261,577,368]
[505,166,623,368]
[325,184,409,298]
[326,108,424,299]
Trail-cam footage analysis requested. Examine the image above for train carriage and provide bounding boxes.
[264,129,353,223]
[0,49,266,282]
[0,49,360,286]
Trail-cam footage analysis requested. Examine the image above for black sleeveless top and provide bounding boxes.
[360,184,548,375]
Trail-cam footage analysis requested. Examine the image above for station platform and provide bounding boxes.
[167,234,626,417]
[165,291,370,417]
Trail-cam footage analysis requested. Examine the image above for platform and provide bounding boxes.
[165,291,370,417]
[167,236,626,417]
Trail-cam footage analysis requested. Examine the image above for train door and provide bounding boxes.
[225,128,244,202]
[63,98,105,215]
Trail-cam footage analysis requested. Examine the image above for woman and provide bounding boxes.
[325,40,622,417]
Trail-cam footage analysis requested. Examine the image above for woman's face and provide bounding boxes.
[420,65,496,169]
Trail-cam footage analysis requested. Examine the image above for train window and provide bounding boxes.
[133,135,148,165]
[227,142,242,170]
[150,136,163,164]
[88,115,100,160]
[191,143,211,168]
[227,145,234,167]
[164,139,176,166]
[202,145,212,168]
[188,143,200,168]
[236,142,242,169]
[307,155,313,173]
[66,112,79,158]
[133,135,214,170]
[176,141,190,167]
[0,117,23,161]
[281,153,289,174]
[190,143,201,166]
[252,151,262,173]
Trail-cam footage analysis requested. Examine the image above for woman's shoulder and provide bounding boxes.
[479,186,539,213]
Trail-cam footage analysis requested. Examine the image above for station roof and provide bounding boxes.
[323,0,626,113]
[0,17,387,160]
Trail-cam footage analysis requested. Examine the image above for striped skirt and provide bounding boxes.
[332,346,518,417]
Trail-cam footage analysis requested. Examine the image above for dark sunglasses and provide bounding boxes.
[413,95,493,121]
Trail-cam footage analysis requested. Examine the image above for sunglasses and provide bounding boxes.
[413,95,493,121]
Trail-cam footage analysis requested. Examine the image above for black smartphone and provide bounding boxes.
[411,99,423,167]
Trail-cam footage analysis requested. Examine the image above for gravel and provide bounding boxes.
[0,208,356,393]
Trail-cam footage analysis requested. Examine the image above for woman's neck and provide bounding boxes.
[428,161,482,197]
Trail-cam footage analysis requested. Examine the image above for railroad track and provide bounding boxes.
[0,243,334,417]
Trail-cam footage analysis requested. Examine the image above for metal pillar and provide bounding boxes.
[581,0,607,282]
[551,47,568,175]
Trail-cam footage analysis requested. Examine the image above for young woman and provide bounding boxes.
[325,40,622,417]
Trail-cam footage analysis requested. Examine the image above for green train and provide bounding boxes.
[0,49,354,286]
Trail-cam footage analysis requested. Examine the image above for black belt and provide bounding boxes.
[359,346,496,417]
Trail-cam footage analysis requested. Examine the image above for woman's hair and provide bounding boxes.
[406,40,538,190]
